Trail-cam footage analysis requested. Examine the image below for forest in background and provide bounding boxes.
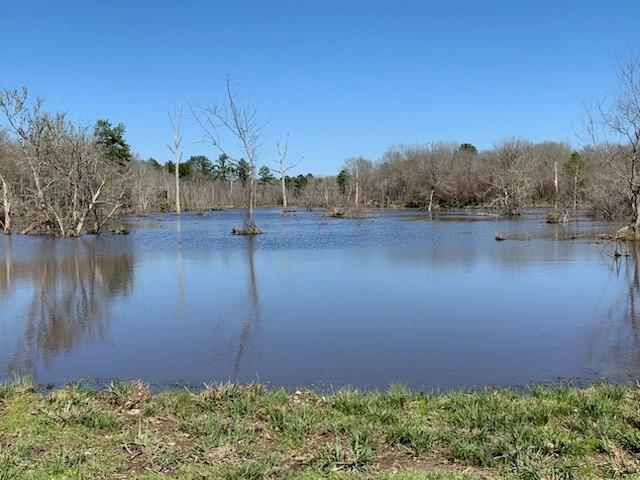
[0,53,639,236]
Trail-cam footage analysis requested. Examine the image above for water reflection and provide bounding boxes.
[176,217,186,317]
[587,242,640,379]
[2,210,640,389]
[0,238,134,378]
[234,236,260,379]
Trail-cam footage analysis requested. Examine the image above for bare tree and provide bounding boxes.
[168,106,182,215]
[584,52,640,236]
[131,159,164,215]
[0,132,15,233]
[0,88,48,230]
[488,138,534,215]
[554,158,559,209]
[0,173,10,234]
[0,88,127,236]
[274,132,302,212]
[333,156,373,217]
[192,77,263,234]
[418,143,453,212]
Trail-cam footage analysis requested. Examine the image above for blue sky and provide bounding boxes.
[2,1,638,175]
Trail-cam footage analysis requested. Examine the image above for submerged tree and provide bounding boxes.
[420,143,453,212]
[0,131,16,233]
[168,106,183,215]
[274,133,302,211]
[343,157,373,213]
[192,77,263,234]
[0,88,128,236]
[585,53,640,236]
[488,138,534,215]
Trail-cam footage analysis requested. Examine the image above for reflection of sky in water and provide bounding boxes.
[0,209,637,390]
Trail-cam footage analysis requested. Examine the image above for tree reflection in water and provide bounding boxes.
[233,235,260,380]
[0,238,134,378]
[588,242,640,379]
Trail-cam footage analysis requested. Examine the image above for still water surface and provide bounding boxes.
[0,209,638,390]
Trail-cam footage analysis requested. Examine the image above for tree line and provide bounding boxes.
[1,53,640,236]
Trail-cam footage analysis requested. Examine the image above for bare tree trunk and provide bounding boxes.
[169,107,183,215]
[635,194,640,234]
[247,167,256,226]
[74,179,106,236]
[553,160,559,209]
[281,173,287,209]
[52,209,66,237]
[573,174,578,210]
[93,192,125,234]
[275,133,301,213]
[175,161,181,214]
[428,189,435,213]
[354,165,360,208]
[0,174,11,233]
[279,138,288,210]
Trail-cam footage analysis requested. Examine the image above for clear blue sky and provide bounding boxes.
[2,1,638,175]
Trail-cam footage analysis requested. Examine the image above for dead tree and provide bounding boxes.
[584,52,640,236]
[274,132,301,212]
[168,106,182,215]
[488,138,534,215]
[421,143,453,212]
[192,76,263,234]
[553,159,559,210]
[0,134,13,233]
[0,88,127,236]
[0,173,11,233]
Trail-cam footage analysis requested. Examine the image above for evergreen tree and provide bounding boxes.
[94,119,132,166]
[258,166,276,184]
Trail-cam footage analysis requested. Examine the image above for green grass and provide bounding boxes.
[2,381,640,478]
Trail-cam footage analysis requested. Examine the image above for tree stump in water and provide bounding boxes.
[325,207,345,218]
[545,210,569,224]
[231,220,262,235]
[325,206,367,219]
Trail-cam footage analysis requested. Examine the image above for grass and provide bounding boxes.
[2,380,640,478]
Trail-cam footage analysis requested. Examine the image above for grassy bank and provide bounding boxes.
[2,380,640,479]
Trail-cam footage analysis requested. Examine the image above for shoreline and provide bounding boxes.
[2,379,639,478]
[2,372,633,395]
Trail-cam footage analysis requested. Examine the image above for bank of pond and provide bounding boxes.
[1,379,640,479]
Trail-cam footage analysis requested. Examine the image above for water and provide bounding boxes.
[0,208,638,390]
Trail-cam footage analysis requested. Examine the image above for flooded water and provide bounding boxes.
[0,208,638,390]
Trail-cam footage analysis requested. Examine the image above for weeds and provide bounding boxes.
[1,380,640,478]
[105,379,151,410]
